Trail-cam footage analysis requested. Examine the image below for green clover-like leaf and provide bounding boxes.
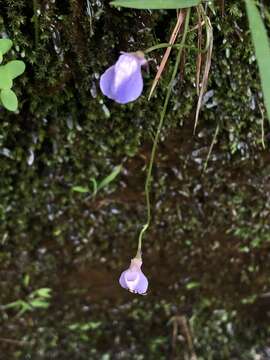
[0,89,18,111]
[0,67,13,89]
[5,60,26,79]
[0,39,13,55]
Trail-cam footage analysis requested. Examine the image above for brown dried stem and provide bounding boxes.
[148,11,185,100]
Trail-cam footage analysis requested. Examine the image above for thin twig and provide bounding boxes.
[259,102,266,149]
[194,12,213,134]
[148,11,185,100]
[196,6,203,96]
[169,316,198,360]
[179,316,197,360]
[203,122,220,172]
[86,0,94,36]
[189,20,206,32]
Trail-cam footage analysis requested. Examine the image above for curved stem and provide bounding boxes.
[136,8,191,258]
[144,43,195,54]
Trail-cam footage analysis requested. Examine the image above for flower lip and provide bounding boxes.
[119,256,148,295]
[100,51,146,104]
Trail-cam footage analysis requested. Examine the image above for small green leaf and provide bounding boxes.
[29,299,49,308]
[5,60,26,79]
[3,300,22,309]
[72,186,89,193]
[53,228,62,236]
[0,67,12,89]
[23,274,30,287]
[68,321,101,331]
[0,89,18,111]
[241,294,257,305]
[245,0,270,122]
[87,321,101,330]
[90,178,98,196]
[31,288,52,298]
[110,0,200,9]
[0,39,13,55]
[97,165,122,191]
[186,281,200,290]
[68,323,79,330]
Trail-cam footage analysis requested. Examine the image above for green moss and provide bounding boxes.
[0,1,270,359]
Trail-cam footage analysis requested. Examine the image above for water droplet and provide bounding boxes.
[90,82,97,98]
[66,115,73,129]
[27,149,34,166]
[102,104,110,118]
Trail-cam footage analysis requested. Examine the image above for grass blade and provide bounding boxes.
[97,165,122,191]
[90,178,98,196]
[245,0,270,123]
[72,186,89,193]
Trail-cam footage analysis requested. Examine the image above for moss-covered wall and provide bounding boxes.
[0,1,270,359]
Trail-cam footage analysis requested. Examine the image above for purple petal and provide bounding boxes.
[119,269,129,290]
[99,65,116,100]
[135,271,148,295]
[99,53,144,104]
[119,269,140,290]
[119,268,148,295]
[113,67,143,104]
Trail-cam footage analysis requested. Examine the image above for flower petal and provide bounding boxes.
[124,270,140,291]
[113,67,143,104]
[136,271,148,294]
[119,269,129,290]
[99,53,144,104]
[100,65,116,100]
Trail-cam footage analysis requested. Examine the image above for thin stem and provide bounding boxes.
[144,43,195,54]
[259,103,266,149]
[144,20,207,55]
[136,8,191,258]
[203,122,219,172]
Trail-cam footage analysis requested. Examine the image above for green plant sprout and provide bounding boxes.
[2,288,52,317]
[72,164,122,196]
[0,39,26,112]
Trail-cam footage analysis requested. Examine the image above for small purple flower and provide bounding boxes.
[100,51,146,104]
[119,257,148,295]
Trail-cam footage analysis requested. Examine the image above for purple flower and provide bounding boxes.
[119,257,148,295]
[100,51,146,104]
